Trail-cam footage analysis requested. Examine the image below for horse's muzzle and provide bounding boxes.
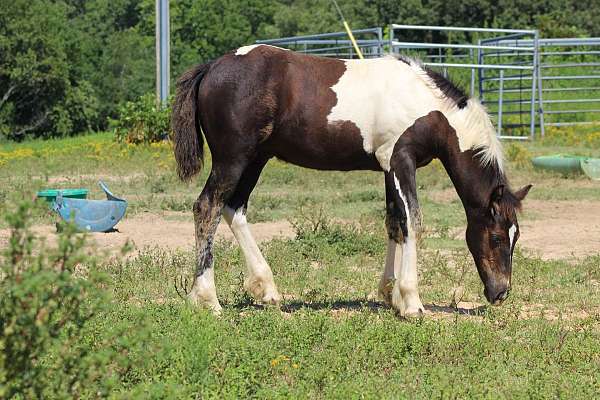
[484,286,510,305]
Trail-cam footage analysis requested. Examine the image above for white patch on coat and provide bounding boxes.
[509,224,517,249]
[327,56,503,172]
[235,44,288,56]
[223,206,281,303]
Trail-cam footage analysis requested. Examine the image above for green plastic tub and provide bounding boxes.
[581,158,600,181]
[531,155,586,174]
[37,188,89,203]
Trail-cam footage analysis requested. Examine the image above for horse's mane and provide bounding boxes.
[393,55,505,173]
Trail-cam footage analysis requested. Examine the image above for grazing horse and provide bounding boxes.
[171,44,532,317]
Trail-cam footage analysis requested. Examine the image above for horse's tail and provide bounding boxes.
[172,62,212,181]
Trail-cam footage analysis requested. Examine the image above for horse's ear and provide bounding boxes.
[489,184,505,217]
[514,184,532,201]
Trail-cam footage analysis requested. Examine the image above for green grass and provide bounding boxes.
[2,131,600,397]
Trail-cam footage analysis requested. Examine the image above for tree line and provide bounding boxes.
[1,0,597,140]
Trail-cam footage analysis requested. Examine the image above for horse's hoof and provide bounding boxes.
[261,290,282,305]
[187,293,223,315]
[402,307,425,319]
[378,278,394,305]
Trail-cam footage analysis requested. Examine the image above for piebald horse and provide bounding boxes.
[172,44,532,317]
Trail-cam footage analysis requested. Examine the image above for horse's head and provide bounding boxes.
[465,184,532,305]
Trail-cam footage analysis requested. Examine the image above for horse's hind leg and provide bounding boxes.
[188,164,244,313]
[222,156,282,304]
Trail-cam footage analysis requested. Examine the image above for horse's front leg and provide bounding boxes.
[386,150,425,317]
[378,177,404,305]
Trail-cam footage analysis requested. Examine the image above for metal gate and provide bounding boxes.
[483,37,600,135]
[257,26,600,140]
[390,24,541,139]
[257,28,383,59]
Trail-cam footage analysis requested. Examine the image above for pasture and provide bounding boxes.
[1,130,600,397]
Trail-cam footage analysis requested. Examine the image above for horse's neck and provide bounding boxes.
[438,147,501,213]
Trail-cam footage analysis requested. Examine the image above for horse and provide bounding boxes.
[171,44,532,317]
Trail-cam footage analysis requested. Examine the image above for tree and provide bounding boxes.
[0,0,98,140]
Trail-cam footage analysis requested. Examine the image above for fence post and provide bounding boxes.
[389,24,394,54]
[155,0,170,107]
[377,27,383,57]
[529,32,538,139]
[477,39,484,102]
[535,31,545,137]
[470,48,475,97]
[497,70,504,136]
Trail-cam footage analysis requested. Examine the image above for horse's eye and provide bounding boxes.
[490,234,502,247]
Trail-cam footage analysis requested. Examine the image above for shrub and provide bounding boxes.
[110,93,172,144]
[0,202,144,398]
[505,142,533,169]
[541,125,600,148]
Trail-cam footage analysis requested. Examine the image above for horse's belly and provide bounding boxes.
[267,121,381,171]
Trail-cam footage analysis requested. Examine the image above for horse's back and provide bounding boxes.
[197,46,440,171]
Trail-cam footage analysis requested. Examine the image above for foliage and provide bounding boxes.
[541,125,600,148]
[1,131,600,396]
[1,0,599,139]
[0,0,99,140]
[110,92,172,144]
[505,142,533,169]
[0,202,149,398]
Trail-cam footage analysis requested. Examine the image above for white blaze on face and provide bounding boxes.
[509,224,517,250]
[235,44,289,56]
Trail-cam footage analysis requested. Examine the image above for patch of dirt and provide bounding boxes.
[0,213,295,255]
[428,187,460,204]
[518,200,600,260]
[1,199,598,261]
[448,199,600,260]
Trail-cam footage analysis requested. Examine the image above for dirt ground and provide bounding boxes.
[1,198,599,260]
[431,188,600,260]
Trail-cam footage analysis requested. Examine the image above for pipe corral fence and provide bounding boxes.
[258,25,600,140]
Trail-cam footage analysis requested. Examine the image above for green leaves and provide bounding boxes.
[0,202,154,398]
[110,92,172,144]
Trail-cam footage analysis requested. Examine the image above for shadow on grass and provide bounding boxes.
[424,303,488,316]
[228,299,488,316]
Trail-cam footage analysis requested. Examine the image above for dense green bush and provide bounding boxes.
[0,202,145,398]
[110,93,172,144]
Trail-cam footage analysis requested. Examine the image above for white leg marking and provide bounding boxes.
[188,268,222,314]
[378,239,402,304]
[391,173,424,317]
[223,206,281,304]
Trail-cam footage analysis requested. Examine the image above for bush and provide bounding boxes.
[110,93,172,144]
[541,125,600,148]
[0,202,144,398]
[505,142,533,169]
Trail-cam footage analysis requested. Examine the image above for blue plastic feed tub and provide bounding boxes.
[37,188,89,203]
[52,181,127,232]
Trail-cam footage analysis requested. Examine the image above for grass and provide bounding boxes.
[1,130,600,397]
